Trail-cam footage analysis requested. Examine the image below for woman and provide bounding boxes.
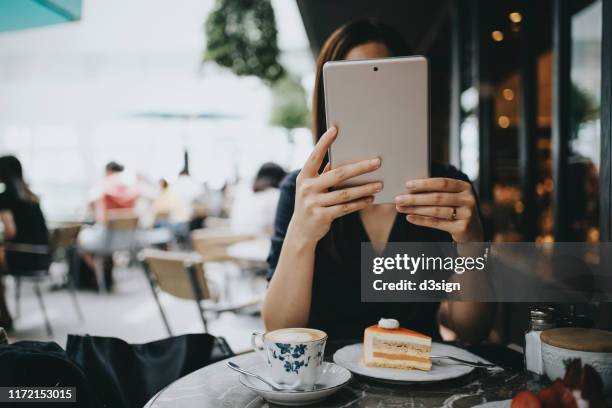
[263,20,495,343]
[0,156,49,329]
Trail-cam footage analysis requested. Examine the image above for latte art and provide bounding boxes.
[266,328,326,343]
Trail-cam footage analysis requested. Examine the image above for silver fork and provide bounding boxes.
[430,355,496,368]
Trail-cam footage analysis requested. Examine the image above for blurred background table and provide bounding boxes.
[226,238,270,265]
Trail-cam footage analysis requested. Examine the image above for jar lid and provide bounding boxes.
[530,306,555,318]
[541,328,612,352]
[529,307,556,325]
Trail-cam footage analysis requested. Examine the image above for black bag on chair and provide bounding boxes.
[66,333,234,408]
[0,341,98,408]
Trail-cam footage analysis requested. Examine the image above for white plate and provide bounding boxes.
[238,362,352,406]
[333,342,486,383]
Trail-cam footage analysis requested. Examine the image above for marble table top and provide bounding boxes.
[145,345,542,407]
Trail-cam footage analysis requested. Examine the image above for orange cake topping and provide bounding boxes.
[366,324,432,339]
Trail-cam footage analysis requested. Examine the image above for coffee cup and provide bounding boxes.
[251,328,327,391]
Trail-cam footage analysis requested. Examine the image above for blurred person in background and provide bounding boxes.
[0,156,49,330]
[86,161,140,223]
[152,178,190,240]
[174,169,207,230]
[230,162,287,236]
[174,168,203,206]
[77,161,140,291]
[133,172,159,226]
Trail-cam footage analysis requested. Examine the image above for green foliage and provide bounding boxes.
[570,83,599,138]
[270,76,310,131]
[204,0,310,131]
[571,83,599,123]
[204,0,285,84]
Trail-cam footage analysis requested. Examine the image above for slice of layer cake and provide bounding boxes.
[363,318,432,371]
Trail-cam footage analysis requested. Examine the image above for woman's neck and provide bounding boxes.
[359,204,397,254]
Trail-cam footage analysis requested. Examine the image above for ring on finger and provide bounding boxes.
[450,207,457,221]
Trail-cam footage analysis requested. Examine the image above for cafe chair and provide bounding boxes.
[104,209,140,252]
[66,333,234,408]
[140,249,260,336]
[88,209,140,292]
[140,249,216,335]
[190,228,259,305]
[6,223,85,336]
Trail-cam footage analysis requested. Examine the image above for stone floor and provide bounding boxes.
[4,261,265,353]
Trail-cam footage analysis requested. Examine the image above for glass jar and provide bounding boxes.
[524,307,556,374]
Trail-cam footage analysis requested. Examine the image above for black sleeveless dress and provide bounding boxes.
[266,163,475,341]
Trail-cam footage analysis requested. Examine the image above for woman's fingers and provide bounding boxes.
[397,205,470,220]
[320,162,331,175]
[406,214,462,232]
[318,182,383,206]
[405,178,469,193]
[302,127,337,177]
[398,178,483,242]
[317,157,381,189]
[394,192,470,207]
[324,196,374,219]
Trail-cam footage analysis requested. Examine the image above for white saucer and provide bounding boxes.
[333,342,486,384]
[473,400,511,408]
[238,362,352,406]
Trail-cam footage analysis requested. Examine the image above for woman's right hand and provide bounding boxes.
[289,126,383,244]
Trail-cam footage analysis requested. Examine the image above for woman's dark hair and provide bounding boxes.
[253,162,287,192]
[311,20,411,261]
[0,155,38,204]
[312,19,412,142]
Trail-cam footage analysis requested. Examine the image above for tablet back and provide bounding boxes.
[323,56,430,204]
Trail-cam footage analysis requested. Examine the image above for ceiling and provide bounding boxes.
[295,0,451,59]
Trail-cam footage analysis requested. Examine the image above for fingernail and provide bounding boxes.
[367,196,374,202]
[370,158,381,168]
[406,180,416,188]
[374,182,383,192]
[394,195,403,204]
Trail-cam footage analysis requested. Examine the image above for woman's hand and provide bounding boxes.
[289,126,382,244]
[394,178,483,243]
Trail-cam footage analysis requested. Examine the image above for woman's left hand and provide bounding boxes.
[394,178,484,243]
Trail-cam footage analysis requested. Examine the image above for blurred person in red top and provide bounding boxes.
[77,161,140,291]
[90,161,140,223]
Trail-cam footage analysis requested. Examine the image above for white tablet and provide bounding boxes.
[323,56,430,204]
